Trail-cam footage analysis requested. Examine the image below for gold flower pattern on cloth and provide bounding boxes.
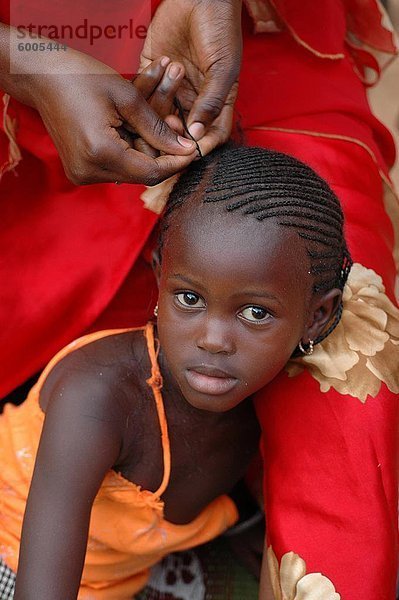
[267,547,340,600]
[286,263,399,402]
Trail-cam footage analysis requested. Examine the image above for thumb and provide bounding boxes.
[192,83,238,155]
[186,30,242,138]
[185,66,235,141]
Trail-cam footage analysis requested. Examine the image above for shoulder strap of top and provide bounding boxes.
[34,328,139,392]
[144,321,171,498]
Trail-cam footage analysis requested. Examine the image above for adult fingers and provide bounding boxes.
[131,113,185,158]
[132,137,158,158]
[108,125,197,185]
[70,148,196,186]
[132,56,171,100]
[186,58,241,140]
[164,114,185,137]
[111,82,196,156]
[65,125,196,186]
[114,147,197,185]
[149,62,184,118]
[195,84,237,155]
[185,0,243,139]
[127,62,184,157]
[196,111,232,156]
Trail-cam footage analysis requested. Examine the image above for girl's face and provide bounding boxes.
[157,206,314,413]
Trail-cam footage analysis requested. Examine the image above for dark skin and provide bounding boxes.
[156,205,341,413]
[0,23,197,185]
[0,0,244,183]
[14,201,341,599]
[141,0,243,154]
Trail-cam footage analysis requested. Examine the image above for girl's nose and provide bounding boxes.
[196,318,236,355]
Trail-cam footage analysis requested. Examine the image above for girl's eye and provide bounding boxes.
[240,306,271,323]
[175,292,205,308]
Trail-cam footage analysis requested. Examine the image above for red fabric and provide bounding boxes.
[344,0,398,52]
[269,0,347,57]
[268,0,398,56]
[0,1,397,596]
[256,372,398,597]
[237,8,396,173]
[0,102,158,396]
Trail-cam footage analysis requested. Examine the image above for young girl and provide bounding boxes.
[0,145,351,600]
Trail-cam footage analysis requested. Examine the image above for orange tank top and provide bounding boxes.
[0,323,237,599]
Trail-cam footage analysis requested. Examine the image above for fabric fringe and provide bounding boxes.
[0,93,22,180]
[245,0,398,84]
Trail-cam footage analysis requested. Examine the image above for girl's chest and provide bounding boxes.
[116,401,260,524]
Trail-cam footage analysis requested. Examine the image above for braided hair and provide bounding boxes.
[159,144,352,348]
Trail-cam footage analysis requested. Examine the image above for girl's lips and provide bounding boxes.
[184,368,238,395]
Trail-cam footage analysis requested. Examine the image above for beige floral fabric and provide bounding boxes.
[286,263,399,402]
[267,547,340,600]
[140,174,180,215]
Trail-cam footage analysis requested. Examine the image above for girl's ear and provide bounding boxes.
[152,249,161,285]
[302,288,342,344]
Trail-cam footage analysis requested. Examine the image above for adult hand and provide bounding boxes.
[130,59,187,157]
[141,0,243,155]
[0,24,197,185]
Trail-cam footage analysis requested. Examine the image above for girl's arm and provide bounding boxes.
[14,370,125,600]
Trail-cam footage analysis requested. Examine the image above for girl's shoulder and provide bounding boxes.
[38,326,152,414]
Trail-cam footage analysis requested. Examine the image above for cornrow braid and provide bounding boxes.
[159,144,352,348]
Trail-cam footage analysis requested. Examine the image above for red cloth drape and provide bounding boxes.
[0,2,398,595]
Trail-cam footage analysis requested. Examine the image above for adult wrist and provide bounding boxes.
[0,23,58,107]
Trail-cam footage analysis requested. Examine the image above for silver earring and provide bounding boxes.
[298,340,314,355]
[153,303,158,318]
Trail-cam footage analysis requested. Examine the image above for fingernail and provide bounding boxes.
[168,64,181,80]
[160,56,170,67]
[177,135,195,148]
[188,122,205,140]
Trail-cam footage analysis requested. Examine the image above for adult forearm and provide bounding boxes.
[0,22,117,108]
